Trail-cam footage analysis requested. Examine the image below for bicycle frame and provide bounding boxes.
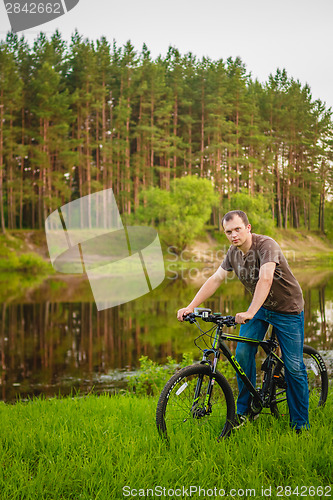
[195,324,284,415]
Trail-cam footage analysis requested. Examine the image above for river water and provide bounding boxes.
[1,264,332,401]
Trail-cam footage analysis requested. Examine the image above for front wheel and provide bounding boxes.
[156,364,235,441]
[270,345,328,417]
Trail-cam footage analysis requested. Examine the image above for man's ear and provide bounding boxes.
[247,224,252,233]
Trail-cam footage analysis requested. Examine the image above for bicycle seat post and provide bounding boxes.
[270,327,276,341]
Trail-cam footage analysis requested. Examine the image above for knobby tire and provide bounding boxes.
[270,344,328,417]
[156,364,235,441]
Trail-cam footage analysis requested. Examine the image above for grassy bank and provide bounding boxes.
[0,391,332,499]
[0,232,52,301]
[0,231,51,275]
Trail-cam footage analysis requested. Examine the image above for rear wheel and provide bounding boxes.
[156,364,235,441]
[270,345,328,417]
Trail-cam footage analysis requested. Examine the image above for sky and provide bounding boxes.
[1,0,333,109]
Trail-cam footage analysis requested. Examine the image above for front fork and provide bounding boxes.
[191,330,221,416]
[260,353,286,405]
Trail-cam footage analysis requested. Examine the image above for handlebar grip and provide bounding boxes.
[183,313,196,323]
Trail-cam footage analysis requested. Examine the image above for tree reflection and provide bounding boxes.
[0,272,332,401]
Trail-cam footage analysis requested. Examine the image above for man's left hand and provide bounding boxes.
[235,312,253,324]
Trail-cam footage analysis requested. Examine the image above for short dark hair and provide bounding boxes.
[221,210,249,228]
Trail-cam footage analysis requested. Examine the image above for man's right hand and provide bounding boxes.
[177,306,194,322]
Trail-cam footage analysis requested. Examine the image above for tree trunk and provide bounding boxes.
[173,94,178,179]
[188,105,192,175]
[235,106,240,192]
[308,181,311,230]
[200,84,204,177]
[248,115,254,196]
[0,97,5,233]
[150,95,154,186]
[126,93,131,214]
[108,90,113,189]
[8,119,14,229]
[275,153,282,228]
[134,95,142,210]
[19,107,25,229]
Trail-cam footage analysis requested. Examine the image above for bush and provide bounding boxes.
[0,252,51,275]
[127,353,193,396]
[134,176,219,252]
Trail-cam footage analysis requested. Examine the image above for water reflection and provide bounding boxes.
[0,269,332,402]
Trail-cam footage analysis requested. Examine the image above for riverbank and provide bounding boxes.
[165,228,333,288]
[3,227,333,268]
[0,391,331,499]
[1,228,333,302]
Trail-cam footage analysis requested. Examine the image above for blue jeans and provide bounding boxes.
[236,307,309,430]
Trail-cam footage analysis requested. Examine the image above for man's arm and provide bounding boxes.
[177,267,230,321]
[235,262,276,324]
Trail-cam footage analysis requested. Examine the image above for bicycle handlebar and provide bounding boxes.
[183,307,237,327]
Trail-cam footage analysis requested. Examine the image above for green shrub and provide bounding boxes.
[127,353,193,396]
[134,176,219,252]
[0,252,51,275]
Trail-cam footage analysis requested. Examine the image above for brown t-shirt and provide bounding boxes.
[221,233,304,314]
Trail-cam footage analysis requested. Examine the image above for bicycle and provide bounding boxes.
[156,307,328,441]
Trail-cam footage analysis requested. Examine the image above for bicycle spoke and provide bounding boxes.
[156,364,235,440]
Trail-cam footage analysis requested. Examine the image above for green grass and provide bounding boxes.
[0,390,332,499]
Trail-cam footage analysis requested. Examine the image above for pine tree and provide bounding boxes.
[0,39,23,231]
[67,32,98,226]
[180,52,197,176]
[30,32,73,227]
[225,57,250,194]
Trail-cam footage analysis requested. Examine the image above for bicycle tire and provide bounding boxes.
[270,345,328,417]
[156,363,235,441]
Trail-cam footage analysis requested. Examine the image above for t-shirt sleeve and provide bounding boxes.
[258,238,281,266]
[221,248,233,272]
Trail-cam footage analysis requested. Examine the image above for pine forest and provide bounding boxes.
[0,31,333,236]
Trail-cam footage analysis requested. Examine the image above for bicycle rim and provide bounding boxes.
[303,345,328,407]
[271,345,328,417]
[156,364,235,441]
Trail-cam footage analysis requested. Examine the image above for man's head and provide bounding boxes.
[222,210,251,249]
[222,210,249,228]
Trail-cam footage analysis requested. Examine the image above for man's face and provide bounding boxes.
[223,215,251,247]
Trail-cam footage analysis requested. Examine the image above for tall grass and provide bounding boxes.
[0,390,332,499]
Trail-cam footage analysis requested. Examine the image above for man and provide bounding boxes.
[177,210,309,433]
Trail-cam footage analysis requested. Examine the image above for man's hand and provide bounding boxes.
[176,268,229,323]
[177,306,194,322]
[235,311,253,324]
